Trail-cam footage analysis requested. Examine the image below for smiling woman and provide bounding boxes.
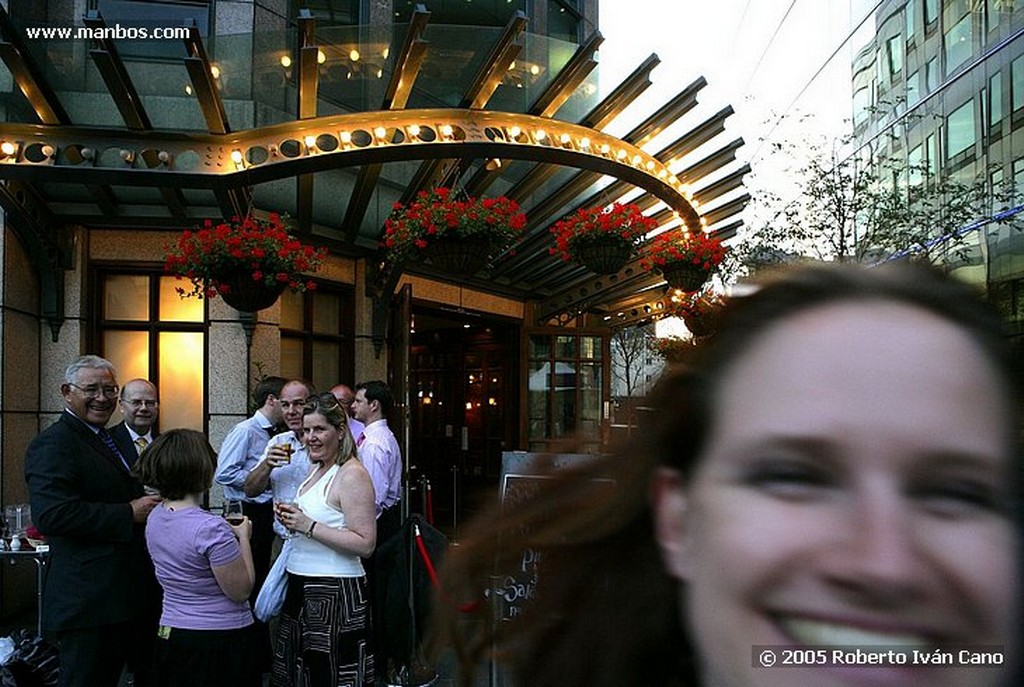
[436,261,1023,687]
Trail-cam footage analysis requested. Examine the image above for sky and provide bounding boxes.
[597,0,881,203]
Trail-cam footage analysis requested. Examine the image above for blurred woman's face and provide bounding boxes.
[654,301,1019,687]
[303,411,340,463]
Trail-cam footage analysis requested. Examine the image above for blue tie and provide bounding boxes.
[98,428,130,471]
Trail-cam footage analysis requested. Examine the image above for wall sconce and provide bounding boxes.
[280,55,292,69]
[317,49,326,65]
[349,49,360,62]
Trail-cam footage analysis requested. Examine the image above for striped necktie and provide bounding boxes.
[134,436,149,454]
[98,428,131,471]
[356,432,366,448]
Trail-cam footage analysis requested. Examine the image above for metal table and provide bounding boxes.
[0,547,49,635]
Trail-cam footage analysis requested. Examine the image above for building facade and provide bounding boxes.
[850,0,1024,320]
[0,0,748,621]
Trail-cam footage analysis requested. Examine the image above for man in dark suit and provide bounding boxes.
[24,355,162,687]
[109,378,159,457]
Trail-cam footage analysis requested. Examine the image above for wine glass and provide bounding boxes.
[223,500,245,525]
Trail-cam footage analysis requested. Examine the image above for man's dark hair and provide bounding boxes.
[254,376,287,409]
[133,429,215,500]
[356,380,393,417]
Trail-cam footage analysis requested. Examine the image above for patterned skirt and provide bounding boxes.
[271,574,375,687]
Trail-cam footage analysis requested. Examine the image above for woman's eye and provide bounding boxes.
[913,479,1005,516]
[743,460,833,498]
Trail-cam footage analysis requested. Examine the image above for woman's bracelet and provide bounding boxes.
[305,520,317,538]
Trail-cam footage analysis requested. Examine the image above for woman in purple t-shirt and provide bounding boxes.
[134,429,260,687]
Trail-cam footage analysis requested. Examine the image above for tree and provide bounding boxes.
[610,324,658,398]
[725,129,1020,279]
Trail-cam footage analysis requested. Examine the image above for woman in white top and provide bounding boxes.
[271,392,377,687]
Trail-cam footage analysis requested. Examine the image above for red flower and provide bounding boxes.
[163,213,326,301]
[549,202,657,263]
[381,188,526,265]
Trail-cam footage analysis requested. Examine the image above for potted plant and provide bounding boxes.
[163,213,327,312]
[642,228,727,292]
[649,335,698,365]
[665,290,725,337]
[550,202,658,275]
[382,187,527,275]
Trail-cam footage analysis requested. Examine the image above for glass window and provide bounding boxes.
[293,0,359,26]
[907,70,921,106]
[946,99,976,158]
[279,284,354,393]
[526,330,608,453]
[1015,158,1024,204]
[853,86,873,125]
[906,0,916,40]
[548,0,581,42]
[925,0,939,24]
[926,133,938,176]
[944,13,973,72]
[158,332,204,430]
[394,0,528,26]
[555,335,577,359]
[1013,55,1024,111]
[990,71,1004,124]
[909,144,924,185]
[99,271,205,431]
[159,276,203,322]
[991,168,1005,213]
[926,57,939,92]
[887,35,903,76]
[104,275,150,321]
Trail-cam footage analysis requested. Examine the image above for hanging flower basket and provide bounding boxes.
[424,235,493,275]
[217,269,288,312]
[382,188,526,275]
[573,236,635,275]
[550,202,657,275]
[661,262,712,292]
[665,291,725,338]
[163,213,327,312]
[641,228,727,293]
[650,336,697,364]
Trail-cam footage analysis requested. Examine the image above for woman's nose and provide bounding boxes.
[819,487,927,606]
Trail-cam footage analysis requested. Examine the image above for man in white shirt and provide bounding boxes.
[244,379,314,545]
[110,378,159,456]
[351,379,403,543]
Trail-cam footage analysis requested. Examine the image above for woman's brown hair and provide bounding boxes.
[434,261,1023,687]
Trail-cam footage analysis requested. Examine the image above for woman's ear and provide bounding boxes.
[651,467,693,581]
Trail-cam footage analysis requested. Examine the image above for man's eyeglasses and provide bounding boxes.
[68,383,120,399]
[124,399,159,408]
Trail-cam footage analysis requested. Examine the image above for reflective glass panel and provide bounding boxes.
[104,275,149,321]
[159,276,203,322]
[159,332,204,430]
